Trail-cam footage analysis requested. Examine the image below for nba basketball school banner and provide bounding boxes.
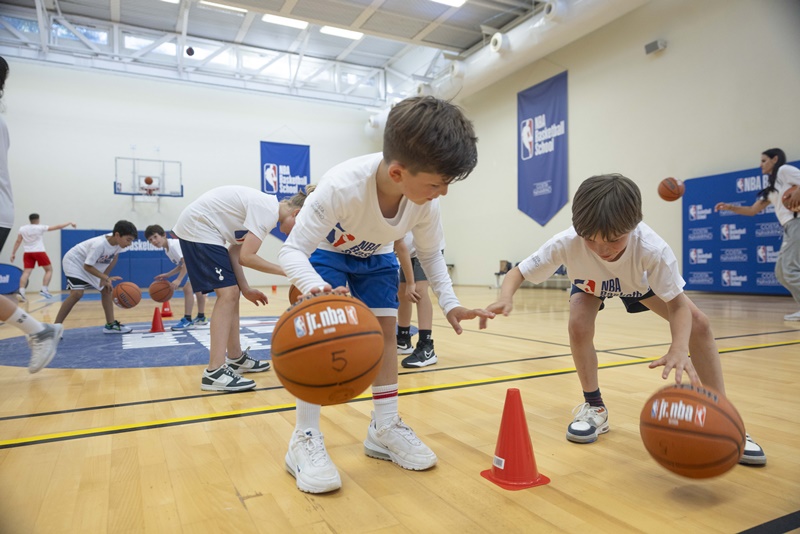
[682,161,799,296]
[260,141,310,241]
[517,71,568,226]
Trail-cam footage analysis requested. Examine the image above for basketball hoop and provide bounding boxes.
[142,187,159,197]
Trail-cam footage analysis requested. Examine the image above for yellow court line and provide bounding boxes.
[0,338,797,449]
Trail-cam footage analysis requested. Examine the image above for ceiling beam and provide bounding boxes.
[234,12,256,43]
[109,0,120,23]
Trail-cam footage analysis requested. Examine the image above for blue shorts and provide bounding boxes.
[570,284,656,313]
[179,239,238,294]
[310,249,399,317]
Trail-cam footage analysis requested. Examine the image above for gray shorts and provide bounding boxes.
[399,256,427,283]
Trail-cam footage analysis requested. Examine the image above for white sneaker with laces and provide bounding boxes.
[739,433,767,466]
[783,310,800,321]
[285,429,342,493]
[39,289,54,299]
[200,364,256,392]
[566,402,609,443]
[226,346,270,373]
[364,412,437,470]
[27,323,63,373]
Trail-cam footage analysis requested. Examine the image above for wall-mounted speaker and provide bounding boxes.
[645,40,667,55]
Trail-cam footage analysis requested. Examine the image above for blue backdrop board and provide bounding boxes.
[517,71,568,226]
[60,229,182,290]
[682,161,798,295]
[260,141,310,242]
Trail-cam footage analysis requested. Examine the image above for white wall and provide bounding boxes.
[1,62,380,288]
[445,0,800,285]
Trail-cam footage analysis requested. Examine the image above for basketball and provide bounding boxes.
[112,282,142,309]
[144,176,153,185]
[288,284,303,305]
[148,280,174,303]
[782,184,799,212]
[271,294,384,406]
[658,177,685,201]
[639,383,745,479]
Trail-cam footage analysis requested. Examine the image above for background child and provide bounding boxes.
[394,231,442,368]
[481,173,766,466]
[144,224,208,331]
[10,213,76,300]
[278,96,493,494]
[172,184,314,392]
[54,220,137,333]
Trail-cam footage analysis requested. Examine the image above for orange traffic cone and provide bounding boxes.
[150,307,165,333]
[161,300,173,318]
[480,388,550,490]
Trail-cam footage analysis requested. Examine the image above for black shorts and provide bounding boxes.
[399,256,427,283]
[569,284,655,313]
[179,239,238,294]
[0,227,9,254]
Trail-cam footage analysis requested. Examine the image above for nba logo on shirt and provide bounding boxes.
[573,279,595,294]
[520,118,534,161]
[263,163,278,193]
[721,270,731,287]
[756,245,767,263]
[234,230,249,243]
[293,316,307,338]
[736,178,745,194]
[720,224,730,241]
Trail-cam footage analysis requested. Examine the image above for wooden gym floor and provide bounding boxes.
[0,286,798,533]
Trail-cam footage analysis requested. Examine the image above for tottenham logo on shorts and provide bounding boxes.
[215,267,224,281]
[293,305,359,338]
[650,398,705,427]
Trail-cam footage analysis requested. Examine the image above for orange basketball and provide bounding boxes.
[658,177,685,201]
[782,184,799,212]
[640,384,745,479]
[112,282,141,309]
[271,294,384,405]
[148,280,174,303]
[288,284,303,305]
[144,176,153,185]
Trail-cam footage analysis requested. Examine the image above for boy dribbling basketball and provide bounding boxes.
[278,96,494,494]
[481,173,766,466]
[54,220,138,333]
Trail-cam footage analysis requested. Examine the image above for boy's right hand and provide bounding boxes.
[103,276,121,289]
[300,285,350,302]
[479,299,514,329]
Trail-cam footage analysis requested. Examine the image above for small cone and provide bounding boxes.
[481,388,550,490]
[161,300,173,317]
[150,307,165,333]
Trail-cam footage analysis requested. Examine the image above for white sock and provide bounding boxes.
[372,384,399,428]
[295,399,321,432]
[19,287,25,296]
[8,307,44,335]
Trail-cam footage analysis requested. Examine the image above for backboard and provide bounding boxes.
[114,157,184,197]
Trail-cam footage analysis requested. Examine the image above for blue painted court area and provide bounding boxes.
[0,317,278,370]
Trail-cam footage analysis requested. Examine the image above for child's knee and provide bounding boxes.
[691,309,712,336]
[568,316,594,344]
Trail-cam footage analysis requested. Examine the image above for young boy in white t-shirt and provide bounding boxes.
[278,96,494,494]
[10,213,76,300]
[144,224,208,331]
[54,220,137,333]
[172,185,314,392]
[481,173,766,467]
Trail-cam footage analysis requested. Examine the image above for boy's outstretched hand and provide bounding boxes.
[242,287,268,306]
[649,349,701,386]
[446,306,496,335]
[478,298,513,329]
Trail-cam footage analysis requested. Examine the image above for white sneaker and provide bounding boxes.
[39,289,54,299]
[364,412,437,470]
[285,429,342,493]
[739,433,767,466]
[16,290,26,303]
[783,310,800,321]
[566,402,609,443]
[226,346,270,373]
[27,323,63,373]
[200,364,256,392]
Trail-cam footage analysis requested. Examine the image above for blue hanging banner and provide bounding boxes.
[260,141,310,241]
[517,71,569,226]
[682,161,798,295]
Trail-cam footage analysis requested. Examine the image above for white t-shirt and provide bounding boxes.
[279,153,459,314]
[518,222,684,302]
[62,234,128,289]
[401,230,445,259]
[0,115,13,228]
[164,238,183,265]
[19,224,49,252]
[761,164,800,226]
[172,186,280,246]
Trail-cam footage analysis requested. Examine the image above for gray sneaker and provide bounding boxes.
[566,402,609,443]
[226,346,271,373]
[27,323,63,373]
[201,364,256,392]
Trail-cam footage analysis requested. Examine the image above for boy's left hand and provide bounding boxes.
[649,348,701,385]
[242,287,268,306]
[446,306,496,335]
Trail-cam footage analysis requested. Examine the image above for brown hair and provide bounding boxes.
[282,184,316,209]
[572,174,642,240]
[383,96,478,183]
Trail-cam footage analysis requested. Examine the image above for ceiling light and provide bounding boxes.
[261,14,308,29]
[160,0,180,4]
[430,0,467,7]
[198,1,247,14]
[320,26,364,40]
